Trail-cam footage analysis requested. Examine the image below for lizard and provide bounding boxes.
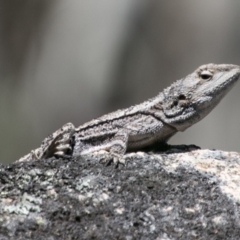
[18,63,240,164]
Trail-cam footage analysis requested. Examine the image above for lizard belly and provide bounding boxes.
[127,124,176,150]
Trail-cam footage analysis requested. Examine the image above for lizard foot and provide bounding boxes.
[85,150,126,166]
[103,154,126,167]
[42,123,75,159]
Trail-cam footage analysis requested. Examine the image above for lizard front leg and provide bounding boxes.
[108,131,129,164]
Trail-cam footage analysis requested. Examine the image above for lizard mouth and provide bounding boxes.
[206,71,240,97]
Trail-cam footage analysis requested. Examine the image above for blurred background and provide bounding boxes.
[1,0,240,164]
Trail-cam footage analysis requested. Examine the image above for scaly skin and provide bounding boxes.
[18,64,240,164]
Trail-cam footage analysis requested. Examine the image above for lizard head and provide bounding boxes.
[160,64,240,131]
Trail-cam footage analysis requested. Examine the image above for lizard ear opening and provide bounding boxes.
[178,94,186,100]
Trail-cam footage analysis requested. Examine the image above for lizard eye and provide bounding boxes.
[200,70,213,80]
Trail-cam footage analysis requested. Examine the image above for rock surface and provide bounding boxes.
[1,149,240,239]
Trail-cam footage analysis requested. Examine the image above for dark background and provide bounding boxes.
[1,0,240,164]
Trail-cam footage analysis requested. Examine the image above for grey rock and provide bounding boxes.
[1,149,240,239]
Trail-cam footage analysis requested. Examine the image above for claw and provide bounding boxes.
[103,154,126,167]
[31,149,41,160]
[54,151,65,156]
[54,151,72,159]
[104,158,113,167]
[117,157,126,165]
[56,144,72,151]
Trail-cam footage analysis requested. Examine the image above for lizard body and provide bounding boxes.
[19,64,240,163]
